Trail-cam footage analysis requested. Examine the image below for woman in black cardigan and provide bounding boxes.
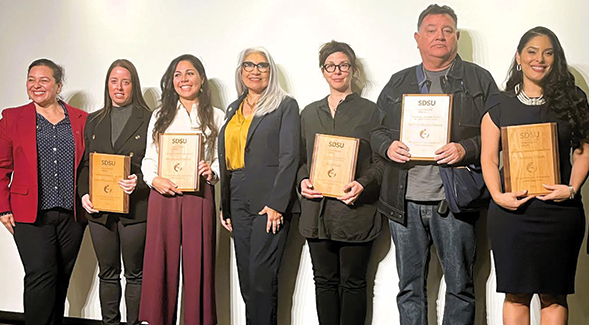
[298,41,383,325]
[77,59,151,325]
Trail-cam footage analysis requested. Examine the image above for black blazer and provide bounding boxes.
[77,106,152,225]
[218,94,301,219]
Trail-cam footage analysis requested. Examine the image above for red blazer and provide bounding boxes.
[0,101,88,223]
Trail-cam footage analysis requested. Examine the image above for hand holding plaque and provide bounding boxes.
[90,153,131,213]
[158,133,202,192]
[501,122,560,196]
[400,94,453,160]
[309,134,360,198]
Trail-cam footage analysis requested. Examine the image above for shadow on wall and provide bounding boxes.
[215,184,232,325]
[277,65,293,94]
[455,28,495,325]
[458,29,475,63]
[142,87,161,111]
[61,89,99,318]
[568,70,589,325]
[474,211,492,325]
[66,227,98,318]
[211,75,232,325]
[210,78,234,325]
[365,221,392,325]
[276,65,302,325]
[209,78,230,112]
[62,91,94,113]
[427,246,444,324]
[278,217,306,325]
[570,66,589,94]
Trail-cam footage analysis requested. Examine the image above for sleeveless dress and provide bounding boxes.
[487,94,585,294]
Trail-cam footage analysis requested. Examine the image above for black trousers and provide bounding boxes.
[307,238,373,325]
[230,170,290,325]
[88,217,146,325]
[13,209,85,325]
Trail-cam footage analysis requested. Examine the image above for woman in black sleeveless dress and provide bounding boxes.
[481,26,589,325]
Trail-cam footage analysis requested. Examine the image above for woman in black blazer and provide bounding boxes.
[218,47,300,325]
[77,59,151,325]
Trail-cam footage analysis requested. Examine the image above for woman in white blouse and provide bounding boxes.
[139,54,224,325]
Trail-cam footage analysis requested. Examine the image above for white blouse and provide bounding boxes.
[141,101,225,187]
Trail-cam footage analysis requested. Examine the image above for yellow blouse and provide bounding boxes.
[225,102,253,170]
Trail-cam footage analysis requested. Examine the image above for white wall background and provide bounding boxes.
[1,0,588,324]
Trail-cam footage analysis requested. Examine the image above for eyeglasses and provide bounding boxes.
[323,63,352,73]
[242,61,270,73]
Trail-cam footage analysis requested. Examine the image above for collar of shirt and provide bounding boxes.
[417,56,463,90]
[176,100,201,131]
[317,93,358,115]
[36,102,70,126]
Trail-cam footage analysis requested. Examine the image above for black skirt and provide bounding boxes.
[488,199,585,294]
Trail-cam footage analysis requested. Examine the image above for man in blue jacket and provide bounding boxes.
[371,4,499,325]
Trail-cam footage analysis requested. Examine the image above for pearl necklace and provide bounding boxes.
[517,90,546,106]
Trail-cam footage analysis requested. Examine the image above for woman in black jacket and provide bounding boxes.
[218,47,300,325]
[77,59,151,325]
[298,41,383,325]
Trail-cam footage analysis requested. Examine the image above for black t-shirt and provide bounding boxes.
[487,93,575,202]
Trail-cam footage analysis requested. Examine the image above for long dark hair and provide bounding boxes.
[505,26,589,147]
[153,54,218,161]
[95,59,150,123]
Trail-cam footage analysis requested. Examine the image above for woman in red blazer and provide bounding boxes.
[0,59,88,325]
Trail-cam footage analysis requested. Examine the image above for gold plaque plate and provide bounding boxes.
[309,134,360,198]
[158,133,202,192]
[89,153,131,213]
[400,94,453,161]
[501,122,560,195]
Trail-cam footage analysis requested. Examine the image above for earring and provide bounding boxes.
[516,64,521,71]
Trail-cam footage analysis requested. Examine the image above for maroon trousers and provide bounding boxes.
[139,186,217,325]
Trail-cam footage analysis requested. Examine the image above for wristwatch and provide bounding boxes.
[568,185,576,200]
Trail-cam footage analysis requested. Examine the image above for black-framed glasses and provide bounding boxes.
[242,61,270,73]
[323,63,352,73]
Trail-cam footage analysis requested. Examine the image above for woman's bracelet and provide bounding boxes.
[568,185,576,200]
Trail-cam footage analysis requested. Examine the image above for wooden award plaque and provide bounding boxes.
[158,133,202,192]
[309,134,360,198]
[400,94,453,160]
[89,153,131,213]
[501,122,560,195]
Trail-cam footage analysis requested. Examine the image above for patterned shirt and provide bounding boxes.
[36,103,75,210]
